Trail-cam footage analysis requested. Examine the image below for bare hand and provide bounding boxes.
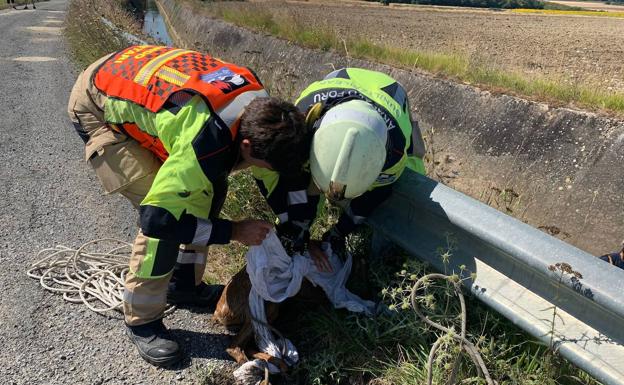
[309,240,333,273]
[231,220,273,246]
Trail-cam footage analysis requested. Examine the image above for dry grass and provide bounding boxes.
[202,245,246,285]
[203,171,274,284]
[64,0,142,68]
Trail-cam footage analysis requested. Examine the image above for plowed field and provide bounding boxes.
[237,0,624,92]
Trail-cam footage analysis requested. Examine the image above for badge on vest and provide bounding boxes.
[200,68,249,94]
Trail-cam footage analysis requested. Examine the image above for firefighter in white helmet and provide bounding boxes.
[253,68,426,269]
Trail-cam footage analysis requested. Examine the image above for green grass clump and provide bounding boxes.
[214,6,280,35]
[199,0,624,115]
[211,5,339,51]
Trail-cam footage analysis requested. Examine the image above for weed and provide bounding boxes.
[545,262,584,351]
[211,166,598,385]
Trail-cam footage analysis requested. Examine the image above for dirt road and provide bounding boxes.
[0,2,233,383]
[241,0,624,92]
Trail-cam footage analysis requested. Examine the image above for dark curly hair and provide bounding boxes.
[239,97,310,175]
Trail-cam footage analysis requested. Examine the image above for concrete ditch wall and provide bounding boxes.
[157,0,624,255]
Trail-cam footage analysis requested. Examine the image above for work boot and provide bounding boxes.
[167,282,224,308]
[126,319,182,367]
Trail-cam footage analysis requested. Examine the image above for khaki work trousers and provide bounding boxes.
[68,57,209,326]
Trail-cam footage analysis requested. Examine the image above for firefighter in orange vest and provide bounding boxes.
[67,45,310,366]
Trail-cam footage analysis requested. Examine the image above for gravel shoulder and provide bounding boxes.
[0,2,234,383]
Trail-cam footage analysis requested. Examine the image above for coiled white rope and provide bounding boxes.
[27,238,132,314]
[28,238,175,317]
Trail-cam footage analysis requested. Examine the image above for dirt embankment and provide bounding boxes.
[157,0,624,255]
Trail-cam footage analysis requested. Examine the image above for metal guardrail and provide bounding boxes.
[368,171,624,385]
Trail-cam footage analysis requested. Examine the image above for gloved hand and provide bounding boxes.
[276,221,310,255]
[322,227,346,260]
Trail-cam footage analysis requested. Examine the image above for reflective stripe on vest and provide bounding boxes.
[133,49,193,86]
[93,45,265,113]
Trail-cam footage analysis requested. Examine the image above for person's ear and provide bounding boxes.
[239,138,252,159]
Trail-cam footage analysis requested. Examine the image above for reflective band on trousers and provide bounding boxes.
[287,190,308,205]
[123,289,166,305]
[176,251,207,265]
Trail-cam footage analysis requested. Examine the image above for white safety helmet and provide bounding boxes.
[310,100,388,201]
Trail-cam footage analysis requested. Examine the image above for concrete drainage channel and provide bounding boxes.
[155,0,624,256]
[143,0,624,383]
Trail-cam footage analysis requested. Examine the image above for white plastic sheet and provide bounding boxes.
[235,231,375,383]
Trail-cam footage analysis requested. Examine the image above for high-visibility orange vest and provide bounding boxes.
[92,45,265,160]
